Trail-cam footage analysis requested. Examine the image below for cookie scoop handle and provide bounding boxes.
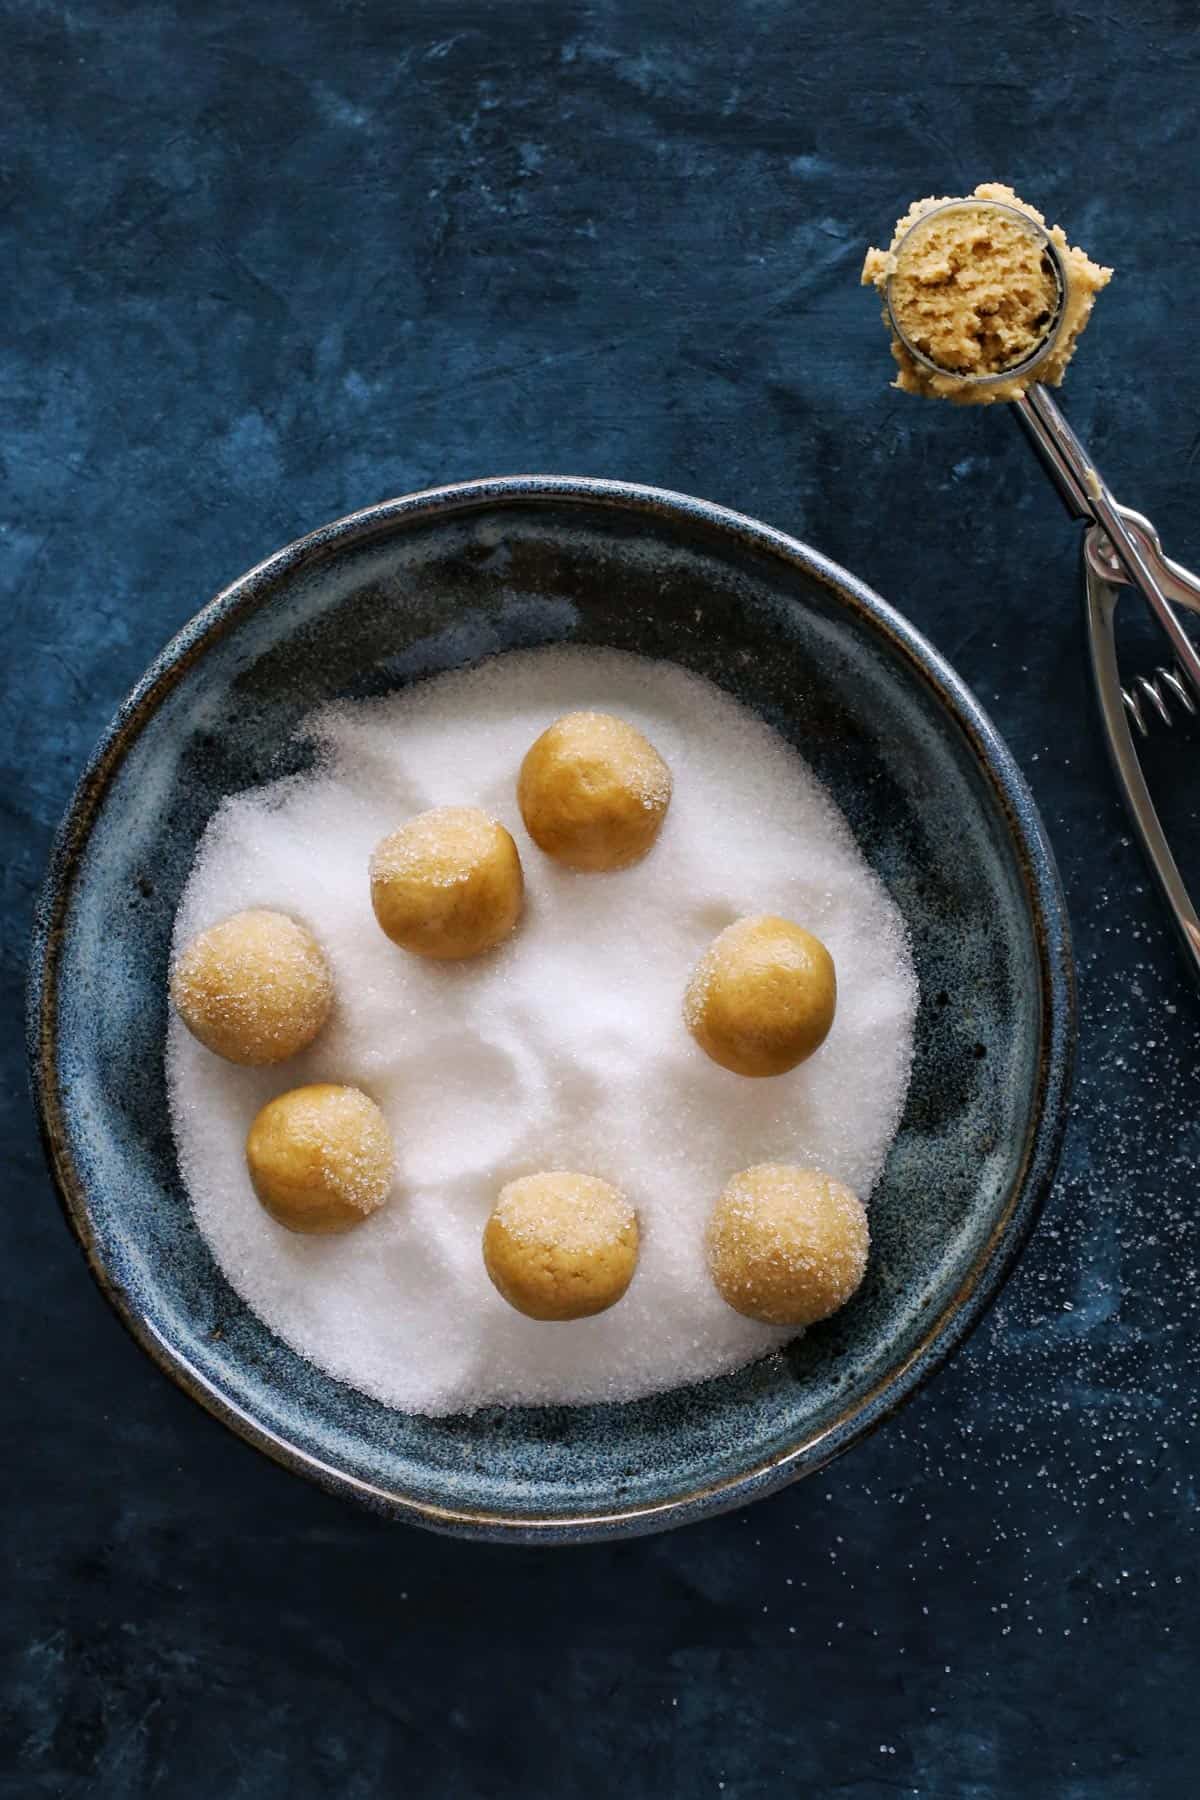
[1016,383,1200,702]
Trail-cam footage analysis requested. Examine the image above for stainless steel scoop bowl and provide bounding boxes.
[884,198,1067,388]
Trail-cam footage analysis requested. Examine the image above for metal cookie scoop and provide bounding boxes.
[887,203,1200,985]
[884,198,1069,395]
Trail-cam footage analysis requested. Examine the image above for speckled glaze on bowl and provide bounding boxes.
[28,477,1074,1542]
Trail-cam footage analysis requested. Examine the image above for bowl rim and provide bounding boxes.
[27,474,1076,1542]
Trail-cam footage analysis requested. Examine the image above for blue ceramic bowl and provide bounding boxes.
[28,477,1074,1541]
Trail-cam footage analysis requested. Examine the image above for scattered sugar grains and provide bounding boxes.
[167,647,918,1414]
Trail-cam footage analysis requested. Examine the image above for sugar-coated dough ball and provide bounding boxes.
[171,908,333,1066]
[246,1083,395,1235]
[518,711,672,871]
[707,1164,869,1326]
[684,914,836,1077]
[370,805,523,959]
[482,1171,639,1320]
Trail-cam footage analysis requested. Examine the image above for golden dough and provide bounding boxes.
[707,1164,869,1326]
[245,1082,395,1234]
[370,806,523,960]
[518,711,672,871]
[482,1171,639,1320]
[862,182,1111,404]
[171,908,332,1066]
[684,914,836,1078]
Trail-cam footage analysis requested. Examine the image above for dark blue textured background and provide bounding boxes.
[5,2,1199,1794]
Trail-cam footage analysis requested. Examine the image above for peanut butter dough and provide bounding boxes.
[707,1164,869,1326]
[684,914,837,1078]
[370,806,524,960]
[171,908,333,1066]
[862,183,1111,404]
[518,711,672,872]
[482,1171,639,1320]
[246,1083,395,1234]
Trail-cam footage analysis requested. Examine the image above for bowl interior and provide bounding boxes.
[35,483,1070,1537]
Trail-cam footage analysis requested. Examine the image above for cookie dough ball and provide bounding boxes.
[370,806,523,960]
[685,914,836,1078]
[246,1083,395,1235]
[518,711,672,871]
[861,182,1112,405]
[707,1164,869,1326]
[171,908,333,1066]
[482,1171,639,1321]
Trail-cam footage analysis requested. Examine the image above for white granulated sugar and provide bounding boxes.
[167,646,917,1414]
